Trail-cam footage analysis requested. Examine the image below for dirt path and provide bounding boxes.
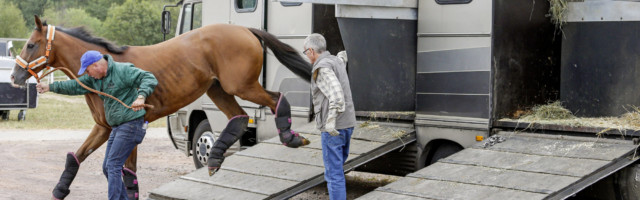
[0,128,192,200]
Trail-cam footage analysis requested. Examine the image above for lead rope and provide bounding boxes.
[38,67,155,109]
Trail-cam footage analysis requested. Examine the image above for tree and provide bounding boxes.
[42,8,102,33]
[8,0,48,29]
[0,0,29,38]
[102,0,166,46]
[85,0,126,21]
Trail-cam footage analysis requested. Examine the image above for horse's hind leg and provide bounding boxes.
[52,124,111,200]
[123,148,139,200]
[234,83,310,148]
[205,80,249,176]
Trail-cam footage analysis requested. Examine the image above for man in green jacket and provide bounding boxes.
[36,50,157,200]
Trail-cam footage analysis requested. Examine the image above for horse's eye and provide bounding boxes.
[27,44,35,49]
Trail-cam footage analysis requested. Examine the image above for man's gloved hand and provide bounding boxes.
[131,95,146,111]
[324,120,340,136]
[337,51,348,64]
[36,83,49,94]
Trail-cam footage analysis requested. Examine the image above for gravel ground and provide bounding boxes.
[0,128,193,200]
[0,128,398,200]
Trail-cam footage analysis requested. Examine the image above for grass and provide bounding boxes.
[0,93,166,129]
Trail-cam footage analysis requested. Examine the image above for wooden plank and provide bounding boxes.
[182,168,299,195]
[379,177,547,200]
[236,143,357,167]
[440,148,610,177]
[409,162,578,194]
[475,134,636,161]
[148,179,267,200]
[262,134,385,155]
[356,191,432,200]
[220,155,324,182]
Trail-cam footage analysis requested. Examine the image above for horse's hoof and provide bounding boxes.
[207,157,224,176]
[208,167,219,176]
[301,136,311,146]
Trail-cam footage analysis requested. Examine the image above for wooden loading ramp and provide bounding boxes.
[149,121,415,200]
[358,132,639,200]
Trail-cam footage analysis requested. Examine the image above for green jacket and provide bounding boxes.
[51,55,158,126]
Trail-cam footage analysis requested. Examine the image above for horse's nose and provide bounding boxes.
[10,75,18,88]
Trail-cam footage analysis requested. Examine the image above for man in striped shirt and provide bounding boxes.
[304,33,356,200]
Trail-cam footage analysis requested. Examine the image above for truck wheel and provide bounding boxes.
[17,110,26,121]
[191,120,218,169]
[429,143,463,165]
[1,111,8,120]
[616,164,640,200]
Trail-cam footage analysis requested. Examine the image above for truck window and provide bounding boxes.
[180,3,203,34]
[180,3,193,34]
[193,3,202,29]
[280,1,302,7]
[236,0,257,13]
[435,0,472,4]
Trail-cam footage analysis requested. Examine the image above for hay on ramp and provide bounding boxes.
[520,101,575,121]
[513,102,640,131]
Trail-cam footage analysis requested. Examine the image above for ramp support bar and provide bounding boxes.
[545,148,640,200]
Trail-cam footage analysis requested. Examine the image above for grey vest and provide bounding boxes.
[310,52,356,130]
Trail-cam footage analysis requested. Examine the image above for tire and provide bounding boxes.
[17,110,26,121]
[616,164,640,200]
[191,120,218,169]
[429,143,463,165]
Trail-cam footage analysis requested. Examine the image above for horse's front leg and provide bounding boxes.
[123,147,139,200]
[52,124,111,200]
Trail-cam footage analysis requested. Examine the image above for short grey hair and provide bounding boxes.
[304,33,326,53]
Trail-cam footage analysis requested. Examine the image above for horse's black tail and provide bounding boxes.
[249,28,312,82]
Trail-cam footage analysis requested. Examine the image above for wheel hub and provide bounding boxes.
[195,131,218,166]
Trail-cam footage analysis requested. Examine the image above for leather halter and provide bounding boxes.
[15,25,56,82]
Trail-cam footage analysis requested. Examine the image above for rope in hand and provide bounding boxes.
[38,67,155,109]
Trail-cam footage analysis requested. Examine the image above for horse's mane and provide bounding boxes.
[43,22,129,54]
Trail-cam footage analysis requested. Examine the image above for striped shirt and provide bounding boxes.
[315,67,345,130]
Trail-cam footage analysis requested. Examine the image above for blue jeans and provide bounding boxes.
[102,118,146,200]
[321,127,354,200]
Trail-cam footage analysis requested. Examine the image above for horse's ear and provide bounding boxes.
[34,15,43,31]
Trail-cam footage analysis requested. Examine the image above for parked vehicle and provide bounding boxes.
[0,40,37,121]
[160,0,640,198]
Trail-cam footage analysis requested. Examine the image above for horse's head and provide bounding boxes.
[11,15,55,87]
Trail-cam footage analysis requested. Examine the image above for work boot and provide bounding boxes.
[274,93,310,148]
[207,115,249,176]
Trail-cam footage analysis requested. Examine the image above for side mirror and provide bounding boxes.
[162,10,171,35]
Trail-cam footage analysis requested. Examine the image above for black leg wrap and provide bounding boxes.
[123,168,139,200]
[274,94,309,148]
[207,115,249,176]
[52,152,80,200]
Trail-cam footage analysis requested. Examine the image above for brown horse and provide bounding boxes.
[10,16,311,200]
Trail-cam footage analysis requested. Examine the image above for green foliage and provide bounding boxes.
[7,0,48,29]
[85,0,126,21]
[102,0,168,46]
[42,8,102,33]
[0,0,30,38]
